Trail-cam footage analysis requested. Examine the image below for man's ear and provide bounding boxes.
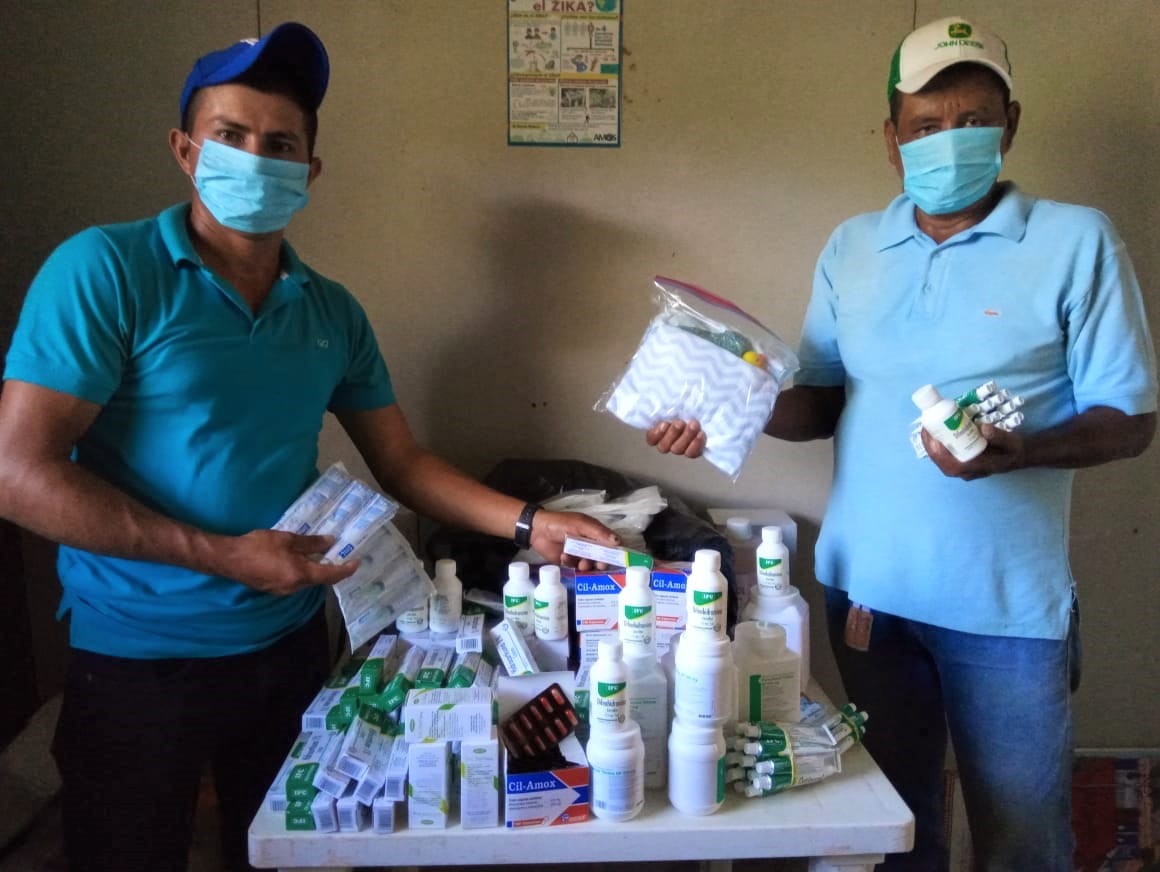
[883,118,903,178]
[1000,101,1021,156]
[307,156,323,187]
[169,129,196,176]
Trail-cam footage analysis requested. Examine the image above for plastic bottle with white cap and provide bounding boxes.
[502,561,535,638]
[755,526,790,598]
[748,586,810,694]
[428,558,463,634]
[685,549,728,638]
[533,564,568,641]
[732,620,800,724]
[724,517,759,613]
[618,565,656,653]
[912,383,987,462]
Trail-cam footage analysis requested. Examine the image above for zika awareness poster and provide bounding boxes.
[507,0,622,146]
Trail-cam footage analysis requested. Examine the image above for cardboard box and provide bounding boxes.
[562,537,652,568]
[490,619,539,676]
[459,733,501,829]
[403,686,495,743]
[573,566,689,634]
[498,672,589,827]
[407,741,452,830]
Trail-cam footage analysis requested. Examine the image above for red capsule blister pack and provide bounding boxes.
[500,682,580,760]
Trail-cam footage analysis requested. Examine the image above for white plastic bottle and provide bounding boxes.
[912,383,987,462]
[660,631,682,726]
[732,621,800,724]
[502,561,535,638]
[667,718,727,815]
[395,599,428,634]
[750,587,811,694]
[755,526,790,598]
[618,565,655,653]
[588,719,645,822]
[533,565,568,641]
[673,629,736,728]
[589,639,630,730]
[685,549,728,638]
[624,646,669,789]
[725,517,759,614]
[428,558,463,634]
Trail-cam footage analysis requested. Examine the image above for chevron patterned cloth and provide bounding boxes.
[604,321,780,478]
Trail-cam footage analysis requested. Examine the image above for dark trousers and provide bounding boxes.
[52,609,329,872]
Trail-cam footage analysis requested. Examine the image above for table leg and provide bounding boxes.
[808,854,884,872]
[699,861,732,872]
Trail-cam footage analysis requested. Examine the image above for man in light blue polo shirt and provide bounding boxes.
[0,23,615,872]
[650,16,1156,872]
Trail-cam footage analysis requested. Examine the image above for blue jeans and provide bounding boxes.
[824,586,1076,872]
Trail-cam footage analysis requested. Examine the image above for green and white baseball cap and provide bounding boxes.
[887,16,1012,100]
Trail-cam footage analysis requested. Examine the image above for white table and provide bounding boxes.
[248,739,913,871]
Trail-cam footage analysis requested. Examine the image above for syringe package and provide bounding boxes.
[275,464,433,651]
[596,276,799,480]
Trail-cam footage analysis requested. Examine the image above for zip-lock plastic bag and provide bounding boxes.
[596,276,799,479]
[539,486,667,552]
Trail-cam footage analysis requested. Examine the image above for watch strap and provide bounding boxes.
[513,502,541,549]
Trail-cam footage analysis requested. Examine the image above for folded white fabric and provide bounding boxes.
[603,321,781,478]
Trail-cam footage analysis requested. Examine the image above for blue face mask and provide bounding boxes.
[897,126,1004,215]
[189,138,310,234]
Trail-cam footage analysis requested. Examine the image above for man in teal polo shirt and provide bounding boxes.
[650,16,1156,871]
[0,23,615,872]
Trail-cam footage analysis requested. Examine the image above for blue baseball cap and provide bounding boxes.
[179,22,329,123]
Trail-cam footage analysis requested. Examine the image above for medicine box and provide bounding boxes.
[498,672,589,827]
[459,733,500,829]
[574,565,689,633]
[562,536,653,569]
[456,613,485,653]
[301,654,366,732]
[490,619,539,676]
[403,686,495,743]
[407,741,452,830]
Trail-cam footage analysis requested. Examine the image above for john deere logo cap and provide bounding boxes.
[887,16,1012,100]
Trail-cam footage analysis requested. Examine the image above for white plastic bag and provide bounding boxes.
[596,276,799,480]
[539,486,668,552]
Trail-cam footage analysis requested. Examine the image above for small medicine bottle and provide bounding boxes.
[503,561,536,638]
[428,558,463,634]
[533,565,568,641]
[912,384,987,462]
[619,565,656,653]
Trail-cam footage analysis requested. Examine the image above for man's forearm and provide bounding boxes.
[1020,407,1156,469]
[0,457,223,573]
[764,385,846,442]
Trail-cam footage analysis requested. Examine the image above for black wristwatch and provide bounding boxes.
[513,502,541,549]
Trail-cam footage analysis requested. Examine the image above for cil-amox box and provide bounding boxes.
[498,672,588,828]
[573,565,689,633]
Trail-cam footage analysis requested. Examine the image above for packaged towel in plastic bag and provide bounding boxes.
[596,276,799,479]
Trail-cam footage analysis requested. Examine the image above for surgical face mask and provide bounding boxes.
[897,126,1003,215]
[188,137,310,233]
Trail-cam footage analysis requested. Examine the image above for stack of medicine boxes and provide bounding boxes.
[568,538,686,792]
